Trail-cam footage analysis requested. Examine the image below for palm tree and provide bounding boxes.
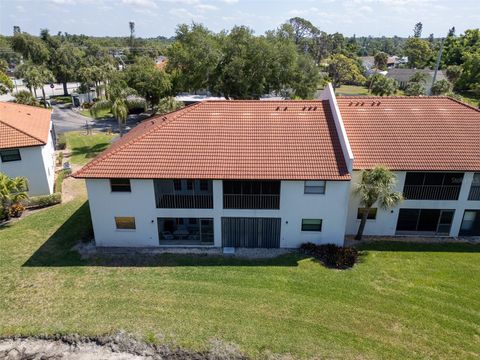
[90,84,144,137]
[0,173,29,220]
[15,62,55,108]
[353,166,403,240]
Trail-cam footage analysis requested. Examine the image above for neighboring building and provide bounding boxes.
[338,96,480,238]
[0,102,55,196]
[386,68,446,89]
[74,86,480,248]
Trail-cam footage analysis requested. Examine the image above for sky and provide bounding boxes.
[0,0,479,38]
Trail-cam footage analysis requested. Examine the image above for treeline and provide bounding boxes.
[0,18,479,102]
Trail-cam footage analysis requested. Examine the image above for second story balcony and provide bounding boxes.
[468,173,480,201]
[223,180,280,210]
[403,172,464,201]
[154,179,213,209]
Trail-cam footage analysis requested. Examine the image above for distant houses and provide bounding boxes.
[386,68,447,89]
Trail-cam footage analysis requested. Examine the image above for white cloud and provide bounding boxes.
[122,0,158,8]
[359,5,373,12]
[196,4,218,12]
[220,0,239,3]
[16,5,26,12]
[169,7,204,20]
[48,0,75,4]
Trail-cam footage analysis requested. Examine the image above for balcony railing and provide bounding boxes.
[156,194,213,209]
[468,186,480,201]
[223,194,280,209]
[403,185,461,201]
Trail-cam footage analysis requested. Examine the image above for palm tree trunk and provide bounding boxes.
[63,81,68,96]
[355,209,370,240]
[118,118,124,137]
[41,87,47,108]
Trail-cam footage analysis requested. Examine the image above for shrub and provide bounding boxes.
[55,169,71,193]
[300,243,359,269]
[26,193,62,208]
[57,134,66,150]
[8,203,25,218]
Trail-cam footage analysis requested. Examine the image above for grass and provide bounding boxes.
[456,91,479,107]
[80,108,113,119]
[65,131,115,165]
[52,96,72,104]
[335,85,371,96]
[0,201,479,359]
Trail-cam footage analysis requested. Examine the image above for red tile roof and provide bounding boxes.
[74,100,351,180]
[0,102,52,149]
[337,96,480,171]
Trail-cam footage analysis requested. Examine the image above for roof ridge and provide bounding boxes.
[0,119,46,145]
[73,102,203,177]
[446,96,480,113]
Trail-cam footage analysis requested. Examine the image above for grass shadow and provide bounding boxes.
[357,241,480,253]
[23,202,91,267]
[23,200,305,268]
[87,252,306,267]
[70,142,110,159]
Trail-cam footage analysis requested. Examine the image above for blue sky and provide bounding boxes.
[1,0,479,38]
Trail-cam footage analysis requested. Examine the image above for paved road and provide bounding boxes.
[52,104,149,135]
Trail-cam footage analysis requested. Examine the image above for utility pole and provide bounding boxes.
[429,38,444,96]
[129,22,135,48]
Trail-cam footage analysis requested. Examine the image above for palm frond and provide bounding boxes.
[90,100,113,117]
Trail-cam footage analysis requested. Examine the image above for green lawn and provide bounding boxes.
[0,200,479,359]
[65,131,115,165]
[335,85,371,96]
[80,108,113,119]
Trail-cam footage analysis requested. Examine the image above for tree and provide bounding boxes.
[353,166,403,240]
[456,51,480,91]
[446,64,463,85]
[0,59,8,73]
[374,51,388,70]
[404,81,426,96]
[52,42,84,95]
[167,23,221,93]
[210,26,274,99]
[124,57,172,109]
[11,32,50,64]
[288,53,321,99]
[0,173,29,221]
[90,77,145,137]
[0,71,13,95]
[157,97,184,115]
[413,22,423,38]
[403,38,433,68]
[430,79,452,95]
[409,72,427,84]
[369,74,397,96]
[327,54,366,88]
[15,62,55,107]
[14,90,40,106]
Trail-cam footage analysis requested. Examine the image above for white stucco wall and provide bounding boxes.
[86,179,351,248]
[0,125,55,196]
[346,171,480,237]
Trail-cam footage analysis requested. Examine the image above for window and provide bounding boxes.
[200,180,209,191]
[0,149,21,162]
[301,219,322,231]
[187,180,194,190]
[357,208,377,220]
[115,216,136,230]
[173,179,182,191]
[304,181,326,194]
[110,179,131,192]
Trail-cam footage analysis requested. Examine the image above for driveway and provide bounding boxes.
[52,104,150,135]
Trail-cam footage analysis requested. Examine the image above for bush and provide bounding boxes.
[8,203,25,218]
[300,243,359,269]
[26,193,62,208]
[57,134,66,150]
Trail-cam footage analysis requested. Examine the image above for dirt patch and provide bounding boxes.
[61,164,87,202]
[0,332,247,360]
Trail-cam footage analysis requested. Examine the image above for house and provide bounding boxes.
[386,68,447,89]
[155,55,168,71]
[73,85,480,248]
[0,102,56,196]
[338,96,480,237]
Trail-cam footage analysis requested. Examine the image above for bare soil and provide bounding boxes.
[0,333,247,360]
